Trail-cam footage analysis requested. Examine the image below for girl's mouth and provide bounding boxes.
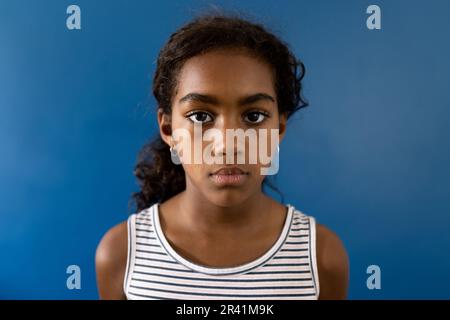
[209,166,249,186]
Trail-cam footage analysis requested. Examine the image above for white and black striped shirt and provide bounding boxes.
[123,202,320,300]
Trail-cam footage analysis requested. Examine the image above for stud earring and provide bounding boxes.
[170,144,182,165]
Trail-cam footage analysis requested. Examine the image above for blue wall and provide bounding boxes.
[1,0,449,299]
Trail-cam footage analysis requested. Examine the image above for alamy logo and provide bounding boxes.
[366,265,381,290]
[169,125,280,175]
[66,5,81,30]
[366,5,381,30]
[66,265,81,290]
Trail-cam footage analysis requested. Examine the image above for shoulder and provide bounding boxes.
[315,222,349,299]
[95,219,129,300]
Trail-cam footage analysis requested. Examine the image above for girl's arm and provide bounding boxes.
[316,223,350,299]
[95,221,128,300]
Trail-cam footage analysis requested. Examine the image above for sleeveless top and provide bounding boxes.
[123,202,320,300]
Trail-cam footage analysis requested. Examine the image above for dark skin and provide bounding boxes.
[96,48,349,299]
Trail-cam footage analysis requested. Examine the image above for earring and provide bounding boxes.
[170,144,182,165]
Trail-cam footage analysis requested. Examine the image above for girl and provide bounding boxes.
[96,13,349,300]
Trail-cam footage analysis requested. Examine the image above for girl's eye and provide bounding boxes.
[244,111,269,124]
[187,111,213,124]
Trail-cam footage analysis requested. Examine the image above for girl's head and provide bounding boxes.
[131,13,308,212]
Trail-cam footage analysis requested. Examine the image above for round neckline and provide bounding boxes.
[152,202,294,275]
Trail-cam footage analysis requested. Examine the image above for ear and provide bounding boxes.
[278,111,288,143]
[157,108,172,147]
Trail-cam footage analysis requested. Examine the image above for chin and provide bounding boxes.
[205,189,250,208]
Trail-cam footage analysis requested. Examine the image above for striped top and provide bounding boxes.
[123,202,320,300]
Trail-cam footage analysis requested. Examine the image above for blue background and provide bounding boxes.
[1,0,449,299]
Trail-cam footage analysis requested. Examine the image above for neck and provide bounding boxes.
[175,180,271,236]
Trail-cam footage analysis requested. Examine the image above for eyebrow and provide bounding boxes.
[178,92,275,106]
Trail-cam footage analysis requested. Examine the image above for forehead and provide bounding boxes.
[174,48,276,101]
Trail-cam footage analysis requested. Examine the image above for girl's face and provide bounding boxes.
[159,48,287,207]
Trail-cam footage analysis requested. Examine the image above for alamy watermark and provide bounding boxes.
[66,5,81,30]
[366,5,381,30]
[169,124,280,175]
[366,264,381,290]
[66,264,81,290]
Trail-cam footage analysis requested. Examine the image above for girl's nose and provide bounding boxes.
[211,115,246,161]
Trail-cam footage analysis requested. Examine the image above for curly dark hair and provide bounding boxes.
[130,12,309,213]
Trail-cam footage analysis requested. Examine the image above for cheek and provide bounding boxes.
[248,166,267,182]
[182,163,205,180]
[245,128,279,167]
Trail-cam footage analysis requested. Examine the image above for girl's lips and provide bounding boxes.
[209,172,249,186]
[209,167,249,186]
[212,166,246,175]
